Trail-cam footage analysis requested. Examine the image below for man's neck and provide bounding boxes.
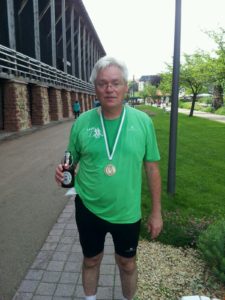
[101,106,124,120]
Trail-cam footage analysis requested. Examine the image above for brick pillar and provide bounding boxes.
[31,85,50,125]
[78,92,84,112]
[49,88,63,121]
[88,94,93,109]
[61,90,73,118]
[4,80,31,131]
[83,93,88,112]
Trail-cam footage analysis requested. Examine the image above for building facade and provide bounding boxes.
[0,0,106,132]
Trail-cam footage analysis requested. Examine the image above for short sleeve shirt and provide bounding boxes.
[67,106,160,223]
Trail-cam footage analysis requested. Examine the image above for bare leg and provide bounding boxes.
[115,254,137,300]
[82,252,103,296]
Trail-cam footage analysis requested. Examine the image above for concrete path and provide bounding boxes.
[178,108,225,123]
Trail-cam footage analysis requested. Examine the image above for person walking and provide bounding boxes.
[73,100,81,119]
[55,56,163,300]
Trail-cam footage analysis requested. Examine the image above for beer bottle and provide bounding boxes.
[61,151,74,188]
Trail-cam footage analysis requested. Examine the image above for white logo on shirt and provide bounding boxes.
[87,127,103,139]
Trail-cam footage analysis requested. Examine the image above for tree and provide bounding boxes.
[205,27,225,109]
[179,51,212,116]
[138,83,157,104]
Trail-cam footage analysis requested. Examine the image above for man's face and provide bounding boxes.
[95,65,128,110]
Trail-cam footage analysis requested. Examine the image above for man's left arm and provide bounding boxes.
[144,161,163,239]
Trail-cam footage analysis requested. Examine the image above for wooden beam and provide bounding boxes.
[62,0,67,73]
[83,26,86,81]
[50,0,56,67]
[6,0,16,49]
[71,5,75,76]
[33,0,41,60]
[78,17,82,78]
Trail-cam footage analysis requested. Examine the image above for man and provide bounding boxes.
[55,56,163,300]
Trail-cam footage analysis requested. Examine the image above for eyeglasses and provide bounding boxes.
[96,81,125,90]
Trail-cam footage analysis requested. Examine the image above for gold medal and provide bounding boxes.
[104,164,116,176]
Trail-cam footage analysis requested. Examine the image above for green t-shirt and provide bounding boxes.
[67,105,160,223]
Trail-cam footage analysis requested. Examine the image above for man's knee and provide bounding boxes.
[116,255,136,274]
[83,253,103,269]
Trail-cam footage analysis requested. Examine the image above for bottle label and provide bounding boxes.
[63,171,72,185]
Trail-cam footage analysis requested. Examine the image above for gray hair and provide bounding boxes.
[89,56,128,84]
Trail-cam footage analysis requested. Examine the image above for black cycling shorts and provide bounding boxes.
[75,195,141,258]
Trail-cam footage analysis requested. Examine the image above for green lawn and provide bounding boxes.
[138,105,225,245]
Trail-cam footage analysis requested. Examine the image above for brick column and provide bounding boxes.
[4,80,31,131]
[78,92,84,112]
[83,93,88,112]
[61,90,73,118]
[49,88,63,121]
[31,85,50,125]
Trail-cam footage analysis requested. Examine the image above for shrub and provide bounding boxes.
[141,210,213,248]
[215,106,225,115]
[197,219,225,284]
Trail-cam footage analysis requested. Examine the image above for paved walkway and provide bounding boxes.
[12,197,122,300]
[178,108,225,123]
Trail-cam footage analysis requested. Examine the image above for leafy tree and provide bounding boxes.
[179,51,213,116]
[138,83,157,103]
[205,27,225,109]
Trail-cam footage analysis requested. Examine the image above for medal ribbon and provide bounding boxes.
[100,107,126,161]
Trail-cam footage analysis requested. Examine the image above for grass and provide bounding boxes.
[138,105,225,242]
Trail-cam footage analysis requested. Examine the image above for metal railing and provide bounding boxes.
[0,44,95,94]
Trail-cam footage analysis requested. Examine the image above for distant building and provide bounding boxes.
[138,75,161,91]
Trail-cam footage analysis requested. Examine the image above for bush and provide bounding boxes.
[197,219,225,284]
[215,106,225,115]
[141,210,213,248]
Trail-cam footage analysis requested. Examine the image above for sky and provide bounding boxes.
[82,0,225,80]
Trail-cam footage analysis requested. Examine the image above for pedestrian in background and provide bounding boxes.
[55,56,163,300]
[73,100,80,119]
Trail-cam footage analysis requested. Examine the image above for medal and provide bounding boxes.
[100,107,126,176]
[104,164,116,176]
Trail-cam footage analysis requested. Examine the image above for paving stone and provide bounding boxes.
[46,235,61,243]
[67,252,83,262]
[64,261,82,272]
[65,223,76,230]
[42,271,61,283]
[41,242,58,251]
[100,264,116,275]
[98,274,114,286]
[56,243,72,252]
[13,292,33,300]
[33,296,52,300]
[49,229,64,236]
[25,270,44,281]
[73,285,84,298]
[60,236,75,244]
[62,229,76,237]
[47,261,65,272]
[60,272,79,284]
[52,251,70,261]
[102,254,116,264]
[52,223,66,230]
[31,251,53,270]
[54,284,75,296]
[18,280,39,293]
[35,282,56,296]
[97,286,113,299]
[70,244,82,253]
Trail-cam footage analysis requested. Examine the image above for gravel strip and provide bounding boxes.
[136,240,225,300]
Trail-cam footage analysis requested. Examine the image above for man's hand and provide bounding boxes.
[55,164,64,185]
[147,212,163,240]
